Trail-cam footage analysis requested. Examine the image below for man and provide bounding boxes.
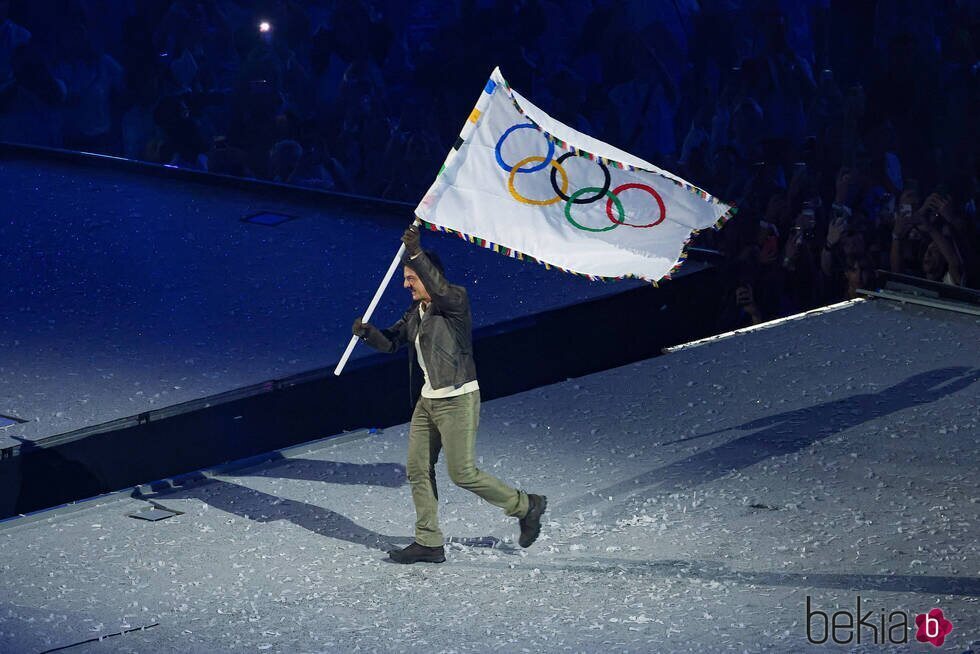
[352,224,547,564]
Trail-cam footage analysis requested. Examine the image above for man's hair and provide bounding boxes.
[403,248,445,276]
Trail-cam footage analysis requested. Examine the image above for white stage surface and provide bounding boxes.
[1,299,977,652]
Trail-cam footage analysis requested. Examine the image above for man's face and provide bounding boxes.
[403,266,430,303]
[845,261,867,291]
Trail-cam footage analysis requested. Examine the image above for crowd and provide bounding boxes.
[1,0,977,326]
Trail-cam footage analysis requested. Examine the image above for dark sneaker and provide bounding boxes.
[518,494,548,548]
[387,542,446,564]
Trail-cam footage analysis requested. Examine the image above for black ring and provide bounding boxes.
[549,152,611,204]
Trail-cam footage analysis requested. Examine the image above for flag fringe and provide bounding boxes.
[421,219,658,284]
[418,202,737,286]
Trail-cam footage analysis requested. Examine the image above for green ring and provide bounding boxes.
[565,187,623,232]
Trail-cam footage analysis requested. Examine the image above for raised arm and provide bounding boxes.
[923,194,964,285]
[401,225,467,315]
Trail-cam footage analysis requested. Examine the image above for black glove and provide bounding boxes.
[401,224,421,255]
[352,317,369,338]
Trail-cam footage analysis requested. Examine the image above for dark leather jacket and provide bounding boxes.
[360,251,478,402]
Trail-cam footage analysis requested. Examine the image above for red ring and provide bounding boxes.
[605,183,666,228]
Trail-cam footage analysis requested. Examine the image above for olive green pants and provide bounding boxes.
[407,390,528,547]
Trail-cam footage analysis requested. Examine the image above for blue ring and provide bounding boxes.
[495,123,554,174]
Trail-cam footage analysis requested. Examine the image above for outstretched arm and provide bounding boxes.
[352,306,412,353]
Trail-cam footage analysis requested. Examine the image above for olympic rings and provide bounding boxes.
[550,152,610,203]
[495,123,668,232]
[565,187,624,232]
[495,123,554,174]
[509,156,568,206]
[605,183,666,228]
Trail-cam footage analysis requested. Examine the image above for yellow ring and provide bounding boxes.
[508,156,568,206]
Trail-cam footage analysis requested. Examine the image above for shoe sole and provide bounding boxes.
[519,495,548,548]
[388,554,446,564]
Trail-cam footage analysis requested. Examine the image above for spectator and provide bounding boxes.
[780,200,824,313]
[121,70,163,160]
[206,134,252,177]
[891,189,965,286]
[285,140,336,191]
[268,138,302,183]
[152,93,207,168]
[821,173,872,302]
[52,16,125,153]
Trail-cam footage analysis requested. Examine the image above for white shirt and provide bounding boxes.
[415,303,479,399]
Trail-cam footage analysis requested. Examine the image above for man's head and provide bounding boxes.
[845,255,875,297]
[402,249,444,304]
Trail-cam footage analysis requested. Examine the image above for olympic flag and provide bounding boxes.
[414,67,736,283]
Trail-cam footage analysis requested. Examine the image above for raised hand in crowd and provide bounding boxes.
[890,188,964,285]
[891,201,916,240]
[826,212,847,248]
[783,205,816,271]
[920,193,964,285]
[820,201,850,279]
[782,227,803,271]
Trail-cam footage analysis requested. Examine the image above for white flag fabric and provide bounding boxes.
[415,67,736,283]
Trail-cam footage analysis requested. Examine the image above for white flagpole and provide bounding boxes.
[333,220,419,376]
